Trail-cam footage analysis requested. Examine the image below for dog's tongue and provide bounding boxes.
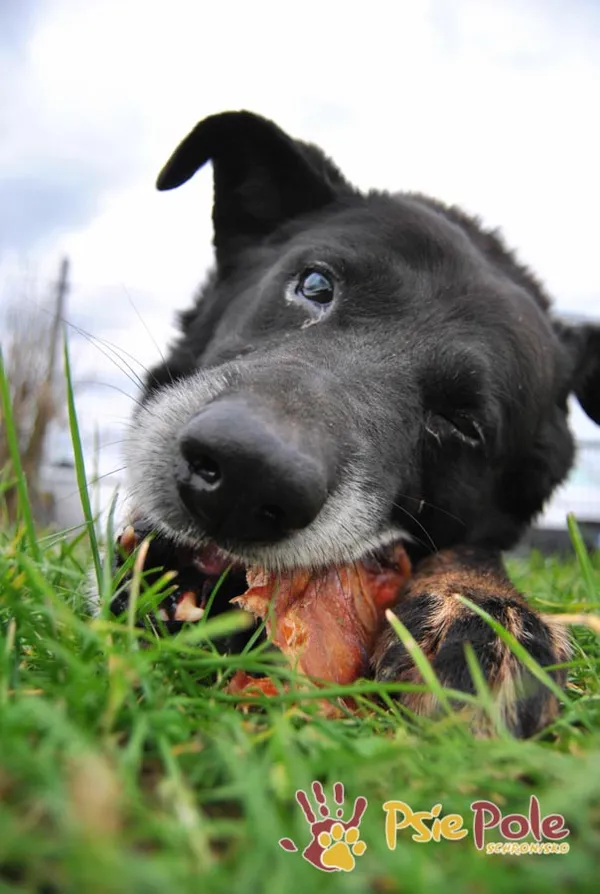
[192,542,234,576]
[231,544,411,685]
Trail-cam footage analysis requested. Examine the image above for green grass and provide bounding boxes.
[1,346,600,893]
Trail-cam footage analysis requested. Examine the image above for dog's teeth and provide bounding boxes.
[174,591,205,622]
[119,525,138,554]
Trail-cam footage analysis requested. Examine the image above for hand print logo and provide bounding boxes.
[279,782,368,872]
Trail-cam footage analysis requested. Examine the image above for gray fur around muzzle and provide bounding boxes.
[125,360,407,571]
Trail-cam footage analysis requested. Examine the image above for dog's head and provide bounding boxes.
[126,111,600,570]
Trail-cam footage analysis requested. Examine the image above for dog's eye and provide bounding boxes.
[296,269,334,305]
[427,413,485,449]
[449,413,484,443]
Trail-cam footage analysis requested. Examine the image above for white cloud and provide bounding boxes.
[2,0,599,499]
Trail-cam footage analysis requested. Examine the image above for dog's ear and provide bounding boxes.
[554,320,600,423]
[156,111,342,265]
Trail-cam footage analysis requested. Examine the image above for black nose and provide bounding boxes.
[175,398,331,543]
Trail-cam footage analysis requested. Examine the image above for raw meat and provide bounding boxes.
[231,545,411,684]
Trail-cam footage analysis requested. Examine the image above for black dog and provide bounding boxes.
[124,111,600,736]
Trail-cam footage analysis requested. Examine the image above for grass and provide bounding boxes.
[1,346,600,893]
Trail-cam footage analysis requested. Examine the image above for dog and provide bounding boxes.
[122,111,600,736]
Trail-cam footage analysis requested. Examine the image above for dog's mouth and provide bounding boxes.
[112,518,410,637]
[112,522,245,631]
[113,518,412,688]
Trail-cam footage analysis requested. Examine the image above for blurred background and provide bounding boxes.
[1,0,598,547]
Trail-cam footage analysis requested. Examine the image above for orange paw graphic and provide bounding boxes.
[318,823,367,872]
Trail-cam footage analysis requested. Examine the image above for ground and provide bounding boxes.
[1,356,599,894]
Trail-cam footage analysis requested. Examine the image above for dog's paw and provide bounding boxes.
[371,551,571,737]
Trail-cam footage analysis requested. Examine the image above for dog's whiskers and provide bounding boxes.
[58,314,167,396]
[123,287,168,371]
[56,318,146,391]
[45,466,127,517]
[77,380,145,410]
[390,500,437,553]
[394,491,466,528]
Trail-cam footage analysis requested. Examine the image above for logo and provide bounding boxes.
[471,797,570,855]
[279,781,368,872]
[384,795,570,854]
[279,784,570,868]
[383,800,468,845]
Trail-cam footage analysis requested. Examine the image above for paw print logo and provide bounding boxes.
[279,782,368,872]
[318,822,367,871]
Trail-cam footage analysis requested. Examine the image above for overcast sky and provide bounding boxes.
[1,0,599,517]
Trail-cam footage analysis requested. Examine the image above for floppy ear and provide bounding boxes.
[156,111,343,265]
[554,320,600,423]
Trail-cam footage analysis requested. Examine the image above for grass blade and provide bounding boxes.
[0,348,41,561]
[567,513,598,603]
[63,330,102,588]
[455,594,570,706]
[463,641,509,738]
[384,608,451,713]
